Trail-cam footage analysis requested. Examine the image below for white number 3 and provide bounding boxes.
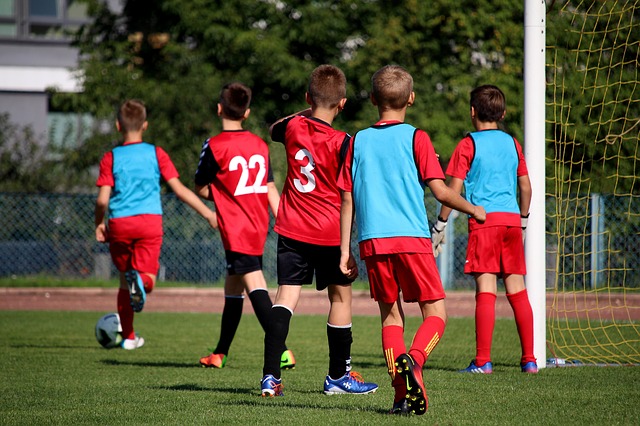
[229,154,268,195]
[294,149,316,193]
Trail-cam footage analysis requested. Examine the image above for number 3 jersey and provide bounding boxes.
[195,130,274,256]
[271,115,350,246]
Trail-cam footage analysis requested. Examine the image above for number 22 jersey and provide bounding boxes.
[195,130,274,256]
[271,115,350,246]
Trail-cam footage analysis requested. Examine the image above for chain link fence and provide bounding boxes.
[0,193,638,289]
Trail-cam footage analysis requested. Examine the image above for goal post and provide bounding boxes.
[524,0,547,368]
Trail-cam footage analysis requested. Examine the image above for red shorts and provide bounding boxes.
[464,226,526,276]
[364,253,445,303]
[107,215,163,275]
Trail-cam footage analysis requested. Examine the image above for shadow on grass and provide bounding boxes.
[100,359,197,368]
[154,383,391,414]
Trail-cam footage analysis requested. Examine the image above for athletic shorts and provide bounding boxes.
[364,252,445,304]
[225,250,263,275]
[277,235,354,290]
[464,226,526,276]
[107,215,163,275]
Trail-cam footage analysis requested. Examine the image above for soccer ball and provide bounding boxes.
[95,313,123,349]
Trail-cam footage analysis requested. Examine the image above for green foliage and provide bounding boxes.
[1,311,639,425]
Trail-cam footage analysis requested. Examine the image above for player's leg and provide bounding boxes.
[261,284,300,396]
[505,274,537,372]
[465,273,498,372]
[378,298,409,414]
[200,273,243,368]
[127,233,162,313]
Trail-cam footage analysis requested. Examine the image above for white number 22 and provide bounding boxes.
[293,149,316,193]
[229,154,268,196]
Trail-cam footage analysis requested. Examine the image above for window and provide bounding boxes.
[0,0,89,41]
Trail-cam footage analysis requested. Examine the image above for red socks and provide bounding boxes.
[475,292,497,366]
[507,289,536,364]
[140,273,154,293]
[408,316,445,367]
[382,325,406,402]
[117,288,135,340]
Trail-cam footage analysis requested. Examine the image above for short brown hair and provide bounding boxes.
[371,65,413,110]
[117,99,147,132]
[219,82,252,120]
[470,85,506,122]
[308,65,346,109]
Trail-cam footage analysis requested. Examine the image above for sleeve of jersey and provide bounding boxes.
[96,152,114,187]
[194,139,220,186]
[445,137,474,179]
[155,147,180,181]
[336,136,355,192]
[414,130,445,182]
[514,138,529,176]
[271,116,294,143]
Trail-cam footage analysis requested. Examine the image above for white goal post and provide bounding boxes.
[524,0,547,367]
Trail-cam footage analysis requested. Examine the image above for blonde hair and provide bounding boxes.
[371,65,413,110]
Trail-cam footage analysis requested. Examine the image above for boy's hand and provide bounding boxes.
[340,251,358,279]
[472,205,487,223]
[206,213,219,230]
[430,217,447,258]
[95,224,108,243]
[521,214,529,243]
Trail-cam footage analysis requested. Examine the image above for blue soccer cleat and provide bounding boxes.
[323,371,378,395]
[261,374,284,397]
[125,270,146,312]
[459,360,493,374]
[521,361,538,373]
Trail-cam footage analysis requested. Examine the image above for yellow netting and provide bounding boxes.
[546,0,640,365]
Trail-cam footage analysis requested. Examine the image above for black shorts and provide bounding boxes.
[225,251,263,275]
[277,236,354,290]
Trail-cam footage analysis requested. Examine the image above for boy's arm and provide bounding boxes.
[195,183,213,201]
[269,108,312,138]
[339,190,358,279]
[518,174,533,239]
[430,177,464,256]
[267,182,280,218]
[428,178,486,222]
[94,186,111,242]
[167,178,218,230]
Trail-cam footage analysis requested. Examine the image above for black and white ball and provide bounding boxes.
[95,313,123,349]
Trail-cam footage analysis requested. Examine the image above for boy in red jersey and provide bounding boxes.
[194,82,295,370]
[260,65,378,397]
[338,65,486,415]
[431,85,537,374]
[95,99,217,350]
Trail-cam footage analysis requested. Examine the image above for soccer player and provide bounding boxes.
[260,65,378,397]
[194,82,295,370]
[338,65,486,415]
[431,85,537,374]
[95,99,217,350]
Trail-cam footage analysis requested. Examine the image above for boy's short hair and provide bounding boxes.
[219,82,252,120]
[117,99,147,132]
[308,65,346,109]
[371,65,413,110]
[470,85,506,122]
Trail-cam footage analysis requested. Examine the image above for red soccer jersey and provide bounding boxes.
[195,130,272,256]
[272,115,350,246]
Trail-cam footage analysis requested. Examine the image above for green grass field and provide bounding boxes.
[1,310,638,425]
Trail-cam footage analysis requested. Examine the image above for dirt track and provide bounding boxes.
[1,287,638,320]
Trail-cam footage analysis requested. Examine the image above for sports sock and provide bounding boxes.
[327,323,353,379]
[408,315,445,368]
[475,292,497,366]
[382,325,406,402]
[507,289,536,364]
[139,273,154,293]
[117,288,135,340]
[213,295,244,355]
[249,289,290,352]
[263,305,292,378]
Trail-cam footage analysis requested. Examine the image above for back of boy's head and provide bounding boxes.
[117,99,147,132]
[308,65,346,109]
[219,82,252,120]
[371,65,413,110]
[470,85,506,122]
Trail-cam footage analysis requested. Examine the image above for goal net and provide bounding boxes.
[546,0,640,365]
